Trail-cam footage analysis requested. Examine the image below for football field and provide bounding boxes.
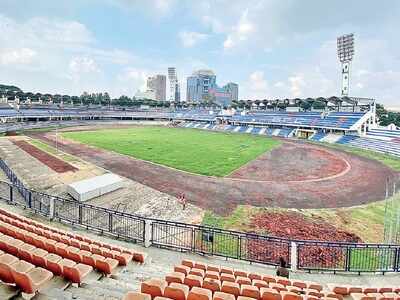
[62,126,281,176]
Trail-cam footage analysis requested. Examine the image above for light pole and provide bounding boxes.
[337,34,355,96]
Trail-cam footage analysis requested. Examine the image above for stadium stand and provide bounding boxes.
[0,207,147,297]
[123,259,400,300]
[310,132,326,142]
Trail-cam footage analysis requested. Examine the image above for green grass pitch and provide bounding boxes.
[62,126,281,177]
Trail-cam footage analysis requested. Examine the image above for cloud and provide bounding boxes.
[223,9,255,50]
[0,48,36,65]
[69,57,100,74]
[179,31,208,48]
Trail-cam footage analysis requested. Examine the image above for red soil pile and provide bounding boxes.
[246,212,362,267]
[250,212,361,242]
[12,140,77,173]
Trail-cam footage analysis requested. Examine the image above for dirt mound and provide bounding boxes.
[246,211,362,267]
[250,212,361,242]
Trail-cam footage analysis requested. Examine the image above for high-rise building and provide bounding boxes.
[186,69,237,106]
[168,67,180,102]
[224,82,239,102]
[186,69,216,102]
[147,75,166,101]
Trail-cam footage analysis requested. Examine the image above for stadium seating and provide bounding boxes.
[310,132,326,141]
[121,259,400,300]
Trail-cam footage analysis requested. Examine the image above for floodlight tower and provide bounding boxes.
[337,34,355,96]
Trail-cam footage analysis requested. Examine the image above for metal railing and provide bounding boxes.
[0,158,399,273]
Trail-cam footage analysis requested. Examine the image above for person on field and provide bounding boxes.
[181,194,187,210]
[276,257,289,278]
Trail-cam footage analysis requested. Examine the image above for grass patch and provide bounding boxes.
[202,206,254,231]
[28,139,79,163]
[62,126,281,177]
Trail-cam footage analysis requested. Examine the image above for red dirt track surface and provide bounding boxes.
[30,129,397,216]
[12,140,77,173]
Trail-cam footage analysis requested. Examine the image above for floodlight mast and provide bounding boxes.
[337,34,354,96]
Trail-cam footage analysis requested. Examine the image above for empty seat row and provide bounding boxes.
[137,278,339,300]
[0,219,118,275]
[327,284,400,296]
[177,260,322,291]
[0,246,53,295]
[0,207,146,263]
[0,230,93,285]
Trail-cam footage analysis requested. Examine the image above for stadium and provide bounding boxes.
[0,95,399,298]
[0,2,400,298]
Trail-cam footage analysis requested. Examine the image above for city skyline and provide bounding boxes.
[0,1,399,108]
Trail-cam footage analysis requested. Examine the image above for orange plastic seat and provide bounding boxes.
[292,280,307,289]
[207,265,220,273]
[184,274,203,288]
[32,235,47,249]
[236,276,251,285]
[269,283,287,293]
[92,254,118,274]
[307,282,322,292]
[67,246,82,263]
[262,275,276,284]
[190,268,205,278]
[45,253,63,276]
[32,248,48,268]
[252,279,269,289]
[164,282,190,300]
[378,288,392,293]
[327,284,349,296]
[220,267,234,275]
[221,281,240,298]
[182,259,195,268]
[281,291,302,300]
[234,270,248,278]
[141,278,167,299]
[44,238,57,253]
[203,278,221,293]
[123,292,152,300]
[55,242,69,257]
[363,288,378,294]
[248,273,262,281]
[111,250,133,266]
[205,270,220,280]
[276,277,290,287]
[131,250,147,263]
[6,238,24,256]
[220,273,235,283]
[241,284,260,299]
[63,261,93,284]
[260,287,282,300]
[351,293,375,300]
[194,262,208,271]
[166,272,185,284]
[12,266,53,294]
[0,253,19,283]
[80,250,96,268]
[175,265,191,276]
[348,287,363,294]
[188,287,212,300]
[213,292,235,300]
[18,243,36,263]
[11,260,35,276]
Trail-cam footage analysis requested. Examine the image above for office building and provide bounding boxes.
[168,67,180,102]
[147,75,166,101]
[186,69,238,106]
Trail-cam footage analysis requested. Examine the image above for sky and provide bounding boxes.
[0,0,399,108]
